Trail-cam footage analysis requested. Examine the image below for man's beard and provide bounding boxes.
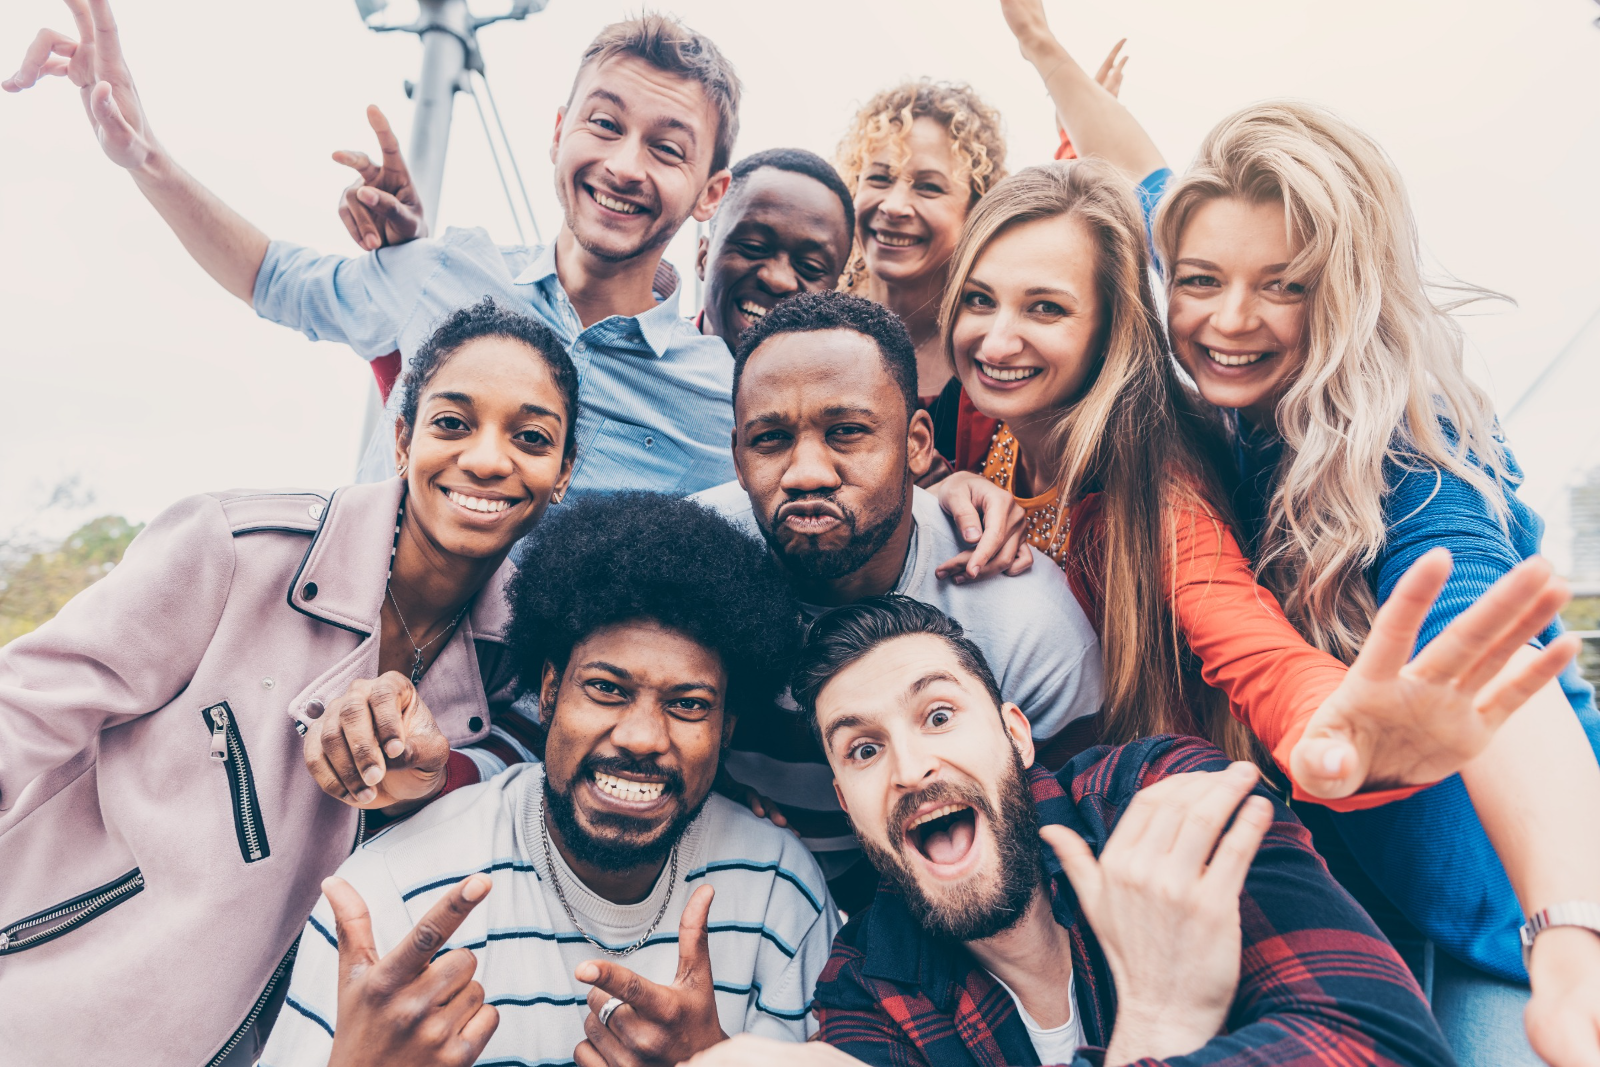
[758,491,906,583]
[858,746,1043,942]
[544,753,706,870]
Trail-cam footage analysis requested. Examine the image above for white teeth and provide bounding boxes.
[909,803,969,831]
[874,232,919,247]
[593,772,666,803]
[978,362,1042,382]
[446,490,511,514]
[592,190,643,215]
[738,300,768,320]
[1205,347,1268,367]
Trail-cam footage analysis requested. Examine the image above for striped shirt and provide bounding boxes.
[259,764,839,1067]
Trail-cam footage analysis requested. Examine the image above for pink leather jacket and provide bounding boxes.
[0,479,516,1066]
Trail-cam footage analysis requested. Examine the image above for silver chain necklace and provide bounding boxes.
[541,804,677,957]
[385,583,469,685]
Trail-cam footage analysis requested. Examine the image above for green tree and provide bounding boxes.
[0,515,144,645]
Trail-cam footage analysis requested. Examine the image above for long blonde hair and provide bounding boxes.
[941,160,1249,759]
[1154,102,1510,662]
[835,80,1008,292]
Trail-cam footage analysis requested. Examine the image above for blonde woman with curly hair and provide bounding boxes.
[1150,101,1600,1067]
[834,79,1008,398]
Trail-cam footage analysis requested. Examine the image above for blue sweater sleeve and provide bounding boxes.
[1327,452,1600,983]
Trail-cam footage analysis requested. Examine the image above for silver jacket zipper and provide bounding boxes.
[0,868,145,955]
[203,937,299,1067]
[201,701,271,863]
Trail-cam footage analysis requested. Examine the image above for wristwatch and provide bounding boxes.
[1520,901,1600,969]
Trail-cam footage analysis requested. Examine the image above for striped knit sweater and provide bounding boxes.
[259,763,839,1066]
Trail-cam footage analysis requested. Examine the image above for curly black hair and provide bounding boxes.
[395,297,581,459]
[731,290,917,418]
[503,491,805,717]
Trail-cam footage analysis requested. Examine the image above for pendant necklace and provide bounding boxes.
[385,492,471,684]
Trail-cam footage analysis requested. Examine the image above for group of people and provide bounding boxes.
[2,1,1599,1066]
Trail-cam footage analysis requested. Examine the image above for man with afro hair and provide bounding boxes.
[258,492,839,1067]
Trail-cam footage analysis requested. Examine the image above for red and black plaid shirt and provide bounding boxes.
[814,735,1454,1067]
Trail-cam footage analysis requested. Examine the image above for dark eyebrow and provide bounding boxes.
[906,671,962,698]
[1173,257,1219,270]
[823,712,873,750]
[521,403,563,421]
[429,390,475,406]
[581,660,632,680]
[742,410,793,432]
[583,88,627,111]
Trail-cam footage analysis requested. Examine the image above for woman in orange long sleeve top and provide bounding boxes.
[930,160,1572,813]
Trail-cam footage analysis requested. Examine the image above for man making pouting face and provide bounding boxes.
[683,596,1458,1067]
[693,290,1104,909]
[259,493,838,1067]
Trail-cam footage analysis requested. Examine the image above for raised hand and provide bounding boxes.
[1042,763,1274,1066]
[1094,39,1129,97]
[1290,548,1581,800]
[573,885,728,1067]
[931,472,1034,582]
[324,874,498,1067]
[304,671,450,812]
[334,105,428,250]
[3,0,158,171]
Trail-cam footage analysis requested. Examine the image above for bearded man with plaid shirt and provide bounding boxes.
[683,595,1456,1067]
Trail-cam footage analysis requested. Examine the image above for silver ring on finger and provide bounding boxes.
[597,996,624,1029]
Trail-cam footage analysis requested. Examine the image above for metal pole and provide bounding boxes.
[407,0,473,225]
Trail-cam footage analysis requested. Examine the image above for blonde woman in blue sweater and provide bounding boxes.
[993,2,1600,1064]
[1150,104,1600,1067]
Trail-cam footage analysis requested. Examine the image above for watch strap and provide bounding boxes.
[1520,901,1600,969]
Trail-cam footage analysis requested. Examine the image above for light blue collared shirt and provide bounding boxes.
[253,228,736,498]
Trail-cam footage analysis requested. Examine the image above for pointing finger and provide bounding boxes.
[674,884,715,987]
[374,873,492,990]
[576,958,670,1018]
[368,104,410,174]
[323,877,379,986]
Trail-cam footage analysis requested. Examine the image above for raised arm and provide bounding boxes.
[997,0,1166,180]
[4,0,268,303]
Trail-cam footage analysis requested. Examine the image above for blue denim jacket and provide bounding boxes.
[253,228,736,498]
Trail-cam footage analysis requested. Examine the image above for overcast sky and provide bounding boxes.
[3,0,1599,568]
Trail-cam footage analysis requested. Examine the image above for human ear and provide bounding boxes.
[549,107,566,165]
[1000,702,1035,767]
[720,711,739,748]
[691,169,732,224]
[832,776,851,818]
[552,449,576,505]
[539,660,562,725]
[696,234,709,282]
[393,416,412,480]
[906,408,937,479]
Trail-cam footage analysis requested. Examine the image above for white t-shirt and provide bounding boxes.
[259,763,839,1065]
[989,969,1084,1065]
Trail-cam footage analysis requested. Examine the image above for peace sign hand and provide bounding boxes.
[1290,548,1581,800]
[324,873,499,1067]
[334,105,428,250]
[4,0,159,172]
[574,884,728,1067]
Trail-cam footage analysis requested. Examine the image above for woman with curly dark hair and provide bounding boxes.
[259,491,839,1067]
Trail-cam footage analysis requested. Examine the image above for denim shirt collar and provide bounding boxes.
[512,242,684,360]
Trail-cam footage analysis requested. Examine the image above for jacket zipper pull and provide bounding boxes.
[209,706,229,761]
